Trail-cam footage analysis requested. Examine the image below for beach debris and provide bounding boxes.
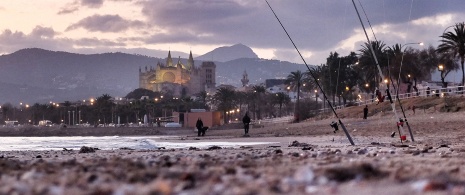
[302,146,312,151]
[188,147,198,150]
[274,149,283,154]
[239,146,252,149]
[79,146,99,153]
[324,163,388,182]
[267,145,281,148]
[288,140,311,147]
[62,148,73,151]
[371,142,380,145]
[357,148,368,155]
[207,146,222,150]
[36,155,42,158]
[438,144,449,148]
[119,147,134,150]
[391,143,409,148]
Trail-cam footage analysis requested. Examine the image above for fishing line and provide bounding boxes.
[393,0,416,142]
[356,0,415,142]
[351,0,409,143]
[357,0,378,41]
[265,0,354,145]
[335,1,350,106]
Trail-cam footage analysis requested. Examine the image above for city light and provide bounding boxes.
[438,64,444,71]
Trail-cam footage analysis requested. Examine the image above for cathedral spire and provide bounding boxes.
[166,50,173,67]
[241,70,249,87]
[187,50,194,70]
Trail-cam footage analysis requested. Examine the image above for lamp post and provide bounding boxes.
[314,89,318,104]
[438,64,446,89]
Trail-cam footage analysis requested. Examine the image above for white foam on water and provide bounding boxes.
[0,136,277,151]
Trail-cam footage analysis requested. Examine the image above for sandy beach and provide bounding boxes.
[1,104,465,194]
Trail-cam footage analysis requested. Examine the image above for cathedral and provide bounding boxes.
[139,50,216,96]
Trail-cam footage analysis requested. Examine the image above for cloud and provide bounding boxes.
[57,6,79,15]
[80,0,104,8]
[66,14,145,33]
[58,0,104,15]
[31,26,56,38]
[0,28,70,53]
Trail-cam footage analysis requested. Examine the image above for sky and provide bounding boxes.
[0,0,464,65]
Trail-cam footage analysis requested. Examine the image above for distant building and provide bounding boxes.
[265,79,286,89]
[139,50,216,96]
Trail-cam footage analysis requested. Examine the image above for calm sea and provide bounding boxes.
[0,136,276,151]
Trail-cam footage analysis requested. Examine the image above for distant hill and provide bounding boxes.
[0,47,310,104]
[196,44,258,62]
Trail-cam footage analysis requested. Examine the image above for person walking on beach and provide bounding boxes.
[242,113,251,135]
[412,105,416,115]
[363,105,368,119]
[196,118,204,136]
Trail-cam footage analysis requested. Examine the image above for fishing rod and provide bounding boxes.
[351,0,412,142]
[265,0,354,145]
[357,0,415,142]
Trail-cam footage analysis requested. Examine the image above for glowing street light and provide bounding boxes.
[438,64,444,71]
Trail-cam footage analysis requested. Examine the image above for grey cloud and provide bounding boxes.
[31,26,56,38]
[57,6,79,15]
[81,0,104,8]
[66,14,145,32]
[139,0,465,61]
[0,28,71,54]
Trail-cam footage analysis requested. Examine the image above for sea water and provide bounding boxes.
[0,136,276,151]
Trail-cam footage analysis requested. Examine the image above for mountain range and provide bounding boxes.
[0,44,309,104]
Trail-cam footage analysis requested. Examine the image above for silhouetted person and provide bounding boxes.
[412,105,416,115]
[242,113,251,135]
[196,118,204,136]
[363,105,368,119]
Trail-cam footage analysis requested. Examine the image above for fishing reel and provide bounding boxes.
[330,121,339,133]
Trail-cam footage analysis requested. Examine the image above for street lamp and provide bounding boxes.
[438,64,446,89]
[314,89,318,105]
[364,83,370,103]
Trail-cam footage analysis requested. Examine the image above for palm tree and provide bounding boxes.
[252,85,266,120]
[286,70,305,122]
[358,41,389,90]
[212,87,236,123]
[273,92,290,117]
[437,22,465,86]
